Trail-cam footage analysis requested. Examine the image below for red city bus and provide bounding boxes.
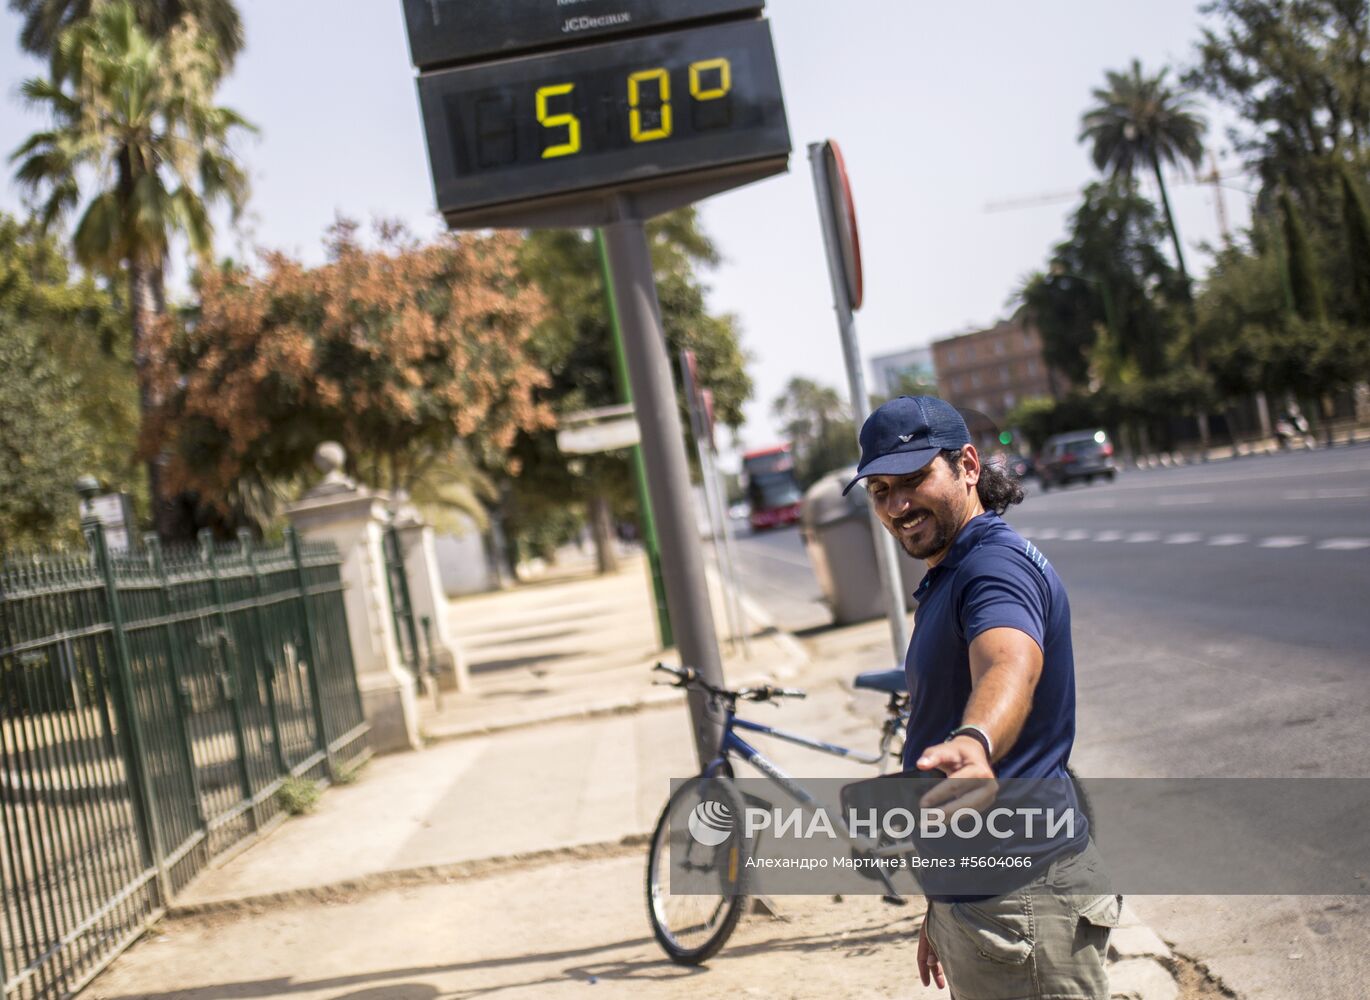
[742,444,803,531]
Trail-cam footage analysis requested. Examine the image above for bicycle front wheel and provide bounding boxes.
[645,773,749,965]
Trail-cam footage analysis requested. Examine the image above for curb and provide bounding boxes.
[167,834,651,920]
[422,685,685,743]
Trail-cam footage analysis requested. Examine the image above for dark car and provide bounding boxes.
[1038,430,1117,489]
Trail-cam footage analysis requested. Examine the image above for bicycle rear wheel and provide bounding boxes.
[645,772,749,965]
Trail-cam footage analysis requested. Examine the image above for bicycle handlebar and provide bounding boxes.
[651,663,806,704]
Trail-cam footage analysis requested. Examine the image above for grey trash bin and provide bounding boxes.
[800,467,922,625]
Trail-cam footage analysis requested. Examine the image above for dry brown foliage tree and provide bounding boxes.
[147,219,552,530]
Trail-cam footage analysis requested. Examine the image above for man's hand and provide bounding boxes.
[916,735,998,814]
[918,909,946,989]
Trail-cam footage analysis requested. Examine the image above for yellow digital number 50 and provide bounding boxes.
[536,83,581,159]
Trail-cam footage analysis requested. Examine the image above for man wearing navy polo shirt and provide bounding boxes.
[844,396,1118,1000]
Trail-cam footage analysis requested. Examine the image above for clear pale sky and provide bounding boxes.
[0,1,1252,455]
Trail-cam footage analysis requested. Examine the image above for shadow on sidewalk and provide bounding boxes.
[468,650,576,675]
[92,919,922,1000]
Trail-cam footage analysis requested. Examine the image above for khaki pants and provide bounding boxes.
[923,843,1121,1000]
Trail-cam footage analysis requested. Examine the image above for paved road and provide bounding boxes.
[732,446,1370,1000]
[728,522,832,633]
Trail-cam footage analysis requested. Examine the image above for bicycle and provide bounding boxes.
[644,661,910,965]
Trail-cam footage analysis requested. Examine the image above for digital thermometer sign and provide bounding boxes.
[416,18,789,227]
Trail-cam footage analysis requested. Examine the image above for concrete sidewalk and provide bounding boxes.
[82,559,1210,1000]
[421,550,802,740]
[170,551,806,911]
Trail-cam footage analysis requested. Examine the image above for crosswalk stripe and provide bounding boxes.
[1013,530,1365,551]
[1207,534,1248,546]
[1259,536,1309,548]
[1317,538,1370,550]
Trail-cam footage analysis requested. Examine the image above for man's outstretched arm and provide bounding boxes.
[916,627,1043,803]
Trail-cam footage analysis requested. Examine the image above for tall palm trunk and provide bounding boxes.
[129,256,175,539]
[1152,156,1211,455]
[1151,157,1190,292]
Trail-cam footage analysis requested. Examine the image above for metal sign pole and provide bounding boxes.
[807,142,910,666]
[603,207,726,767]
[596,229,674,648]
[680,351,749,655]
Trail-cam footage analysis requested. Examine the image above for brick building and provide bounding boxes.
[931,317,1063,429]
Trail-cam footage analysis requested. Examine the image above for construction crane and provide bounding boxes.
[984,152,1249,240]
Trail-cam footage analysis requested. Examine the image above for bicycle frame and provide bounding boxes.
[698,699,908,898]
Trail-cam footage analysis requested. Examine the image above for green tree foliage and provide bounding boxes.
[1198,220,1368,407]
[1017,180,1185,386]
[771,376,858,487]
[9,0,244,68]
[1190,0,1370,227]
[1014,180,1214,453]
[1278,187,1328,322]
[0,213,139,544]
[1180,0,1370,408]
[1339,164,1370,317]
[1193,237,1287,399]
[0,322,87,545]
[503,210,752,562]
[146,220,553,534]
[11,0,254,536]
[1080,59,1207,289]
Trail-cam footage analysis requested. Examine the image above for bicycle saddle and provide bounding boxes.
[852,668,907,695]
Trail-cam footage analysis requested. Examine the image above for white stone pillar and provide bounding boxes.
[287,444,420,754]
[393,508,469,692]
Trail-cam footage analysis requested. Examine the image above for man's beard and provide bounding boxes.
[892,505,959,560]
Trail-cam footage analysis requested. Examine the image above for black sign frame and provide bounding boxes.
[417,18,790,229]
[403,0,765,69]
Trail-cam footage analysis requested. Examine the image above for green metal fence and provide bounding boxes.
[0,523,369,1000]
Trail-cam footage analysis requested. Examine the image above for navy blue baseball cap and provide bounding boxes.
[842,396,971,495]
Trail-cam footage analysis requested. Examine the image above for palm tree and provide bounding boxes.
[1081,59,1214,455]
[10,0,244,69]
[1079,59,1206,293]
[11,0,254,536]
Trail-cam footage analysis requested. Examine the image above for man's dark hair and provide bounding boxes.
[941,449,1025,515]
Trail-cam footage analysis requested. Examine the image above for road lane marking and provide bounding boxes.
[1207,534,1248,546]
[1093,460,1370,493]
[1317,538,1370,550]
[1259,536,1309,548]
[1015,528,1363,551]
[1158,494,1215,505]
[1284,488,1370,500]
